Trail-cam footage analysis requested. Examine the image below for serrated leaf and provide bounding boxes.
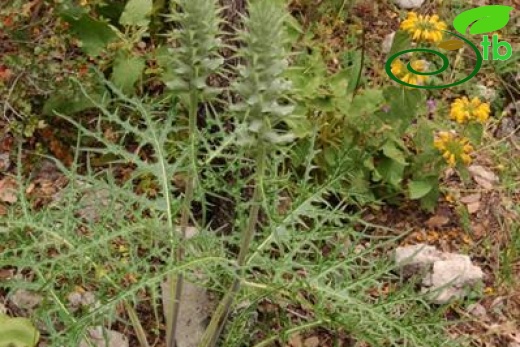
[60,13,117,56]
[111,54,146,93]
[0,314,39,347]
[453,5,513,35]
[408,180,434,199]
[284,113,312,138]
[119,0,153,27]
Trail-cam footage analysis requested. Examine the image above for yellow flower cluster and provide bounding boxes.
[390,59,429,86]
[400,12,447,43]
[450,96,490,124]
[434,131,473,167]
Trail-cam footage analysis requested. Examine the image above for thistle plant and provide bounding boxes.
[199,2,298,346]
[165,1,224,347]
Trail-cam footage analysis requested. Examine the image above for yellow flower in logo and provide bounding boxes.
[390,59,429,86]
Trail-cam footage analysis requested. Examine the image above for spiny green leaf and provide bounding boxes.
[453,5,513,35]
[44,82,107,116]
[119,0,153,27]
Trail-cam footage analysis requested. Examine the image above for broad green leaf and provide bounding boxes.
[420,187,440,212]
[111,53,146,93]
[387,30,411,58]
[408,180,434,199]
[414,119,435,152]
[0,314,39,347]
[383,86,424,134]
[453,5,513,35]
[61,12,117,56]
[119,0,153,27]
[382,141,407,165]
[378,157,405,188]
[96,2,127,24]
[329,69,350,99]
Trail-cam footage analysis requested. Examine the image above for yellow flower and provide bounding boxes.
[434,131,474,167]
[390,59,429,86]
[450,96,490,124]
[400,12,447,43]
[391,59,405,76]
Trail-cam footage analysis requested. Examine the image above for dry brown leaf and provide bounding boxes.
[0,268,13,280]
[303,336,320,347]
[467,201,481,214]
[469,165,499,189]
[0,153,10,172]
[425,215,450,228]
[288,334,303,347]
[0,177,17,203]
[460,193,481,204]
[473,176,494,190]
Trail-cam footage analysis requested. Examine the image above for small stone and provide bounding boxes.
[423,254,483,304]
[382,31,396,54]
[395,244,442,276]
[161,280,215,347]
[395,245,484,304]
[394,0,425,9]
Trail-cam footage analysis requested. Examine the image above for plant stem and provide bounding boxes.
[198,143,266,347]
[167,91,199,347]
